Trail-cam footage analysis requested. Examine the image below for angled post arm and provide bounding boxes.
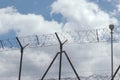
[16,37,29,80]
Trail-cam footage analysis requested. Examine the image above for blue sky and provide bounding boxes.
[0,0,64,39]
[0,0,53,16]
[0,0,63,21]
[0,0,118,20]
[0,0,120,80]
[0,0,119,39]
[91,0,115,11]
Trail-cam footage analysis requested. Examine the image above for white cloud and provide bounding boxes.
[117,4,120,13]
[25,49,51,67]
[0,48,53,80]
[0,7,62,35]
[51,0,118,30]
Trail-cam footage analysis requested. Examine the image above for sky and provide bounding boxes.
[0,0,120,80]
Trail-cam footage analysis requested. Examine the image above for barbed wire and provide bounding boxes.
[43,73,120,80]
[0,28,120,51]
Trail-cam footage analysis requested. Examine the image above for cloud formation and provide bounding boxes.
[0,7,62,36]
[0,0,120,80]
[51,0,118,31]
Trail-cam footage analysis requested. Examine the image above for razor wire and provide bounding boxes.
[43,73,120,80]
[44,74,120,80]
[0,28,120,51]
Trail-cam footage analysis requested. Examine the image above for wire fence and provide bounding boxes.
[43,73,120,80]
[0,28,119,50]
